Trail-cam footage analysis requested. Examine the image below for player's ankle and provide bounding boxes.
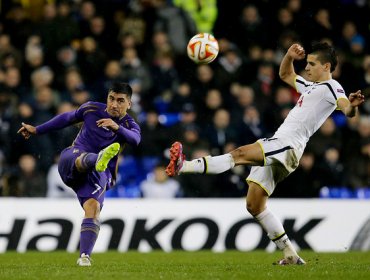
[283,246,298,258]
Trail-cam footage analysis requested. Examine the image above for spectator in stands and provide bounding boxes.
[317,146,347,187]
[235,4,267,53]
[173,0,218,34]
[252,61,277,114]
[2,66,28,102]
[308,117,342,160]
[150,50,179,105]
[145,31,173,64]
[0,87,17,162]
[308,8,334,43]
[29,66,56,97]
[191,64,217,108]
[60,68,86,102]
[339,21,361,52]
[85,15,113,54]
[229,85,255,125]
[140,162,182,198]
[237,105,266,144]
[120,47,152,97]
[93,60,123,102]
[347,116,370,188]
[168,82,195,113]
[2,3,34,50]
[203,108,237,155]
[54,46,78,90]
[0,34,22,69]
[152,0,197,57]
[17,154,47,197]
[138,109,168,157]
[198,88,224,127]
[77,37,107,84]
[181,123,209,158]
[76,0,96,38]
[359,55,370,91]
[214,46,248,92]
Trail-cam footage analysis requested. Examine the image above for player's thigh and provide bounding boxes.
[76,170,111,209]
[258,138,300,172]
[230,142,264,165]
[58,147,83,186]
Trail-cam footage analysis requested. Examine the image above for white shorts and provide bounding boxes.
[246,137,304,196]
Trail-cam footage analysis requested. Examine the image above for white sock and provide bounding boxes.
[180,154,235,174]
[255,208,298,257]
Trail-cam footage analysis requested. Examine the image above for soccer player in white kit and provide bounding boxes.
[166,42,365,265]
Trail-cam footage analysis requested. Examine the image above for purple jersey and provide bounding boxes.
[36,101,141,181]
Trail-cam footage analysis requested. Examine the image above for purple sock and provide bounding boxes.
[80,218,100,256]
[80,153,98,170]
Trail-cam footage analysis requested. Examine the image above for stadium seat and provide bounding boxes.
[158,113,181,126]
[319,186,370,199]
[319,186,354,198]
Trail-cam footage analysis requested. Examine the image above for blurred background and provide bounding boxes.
[0,0,369,200]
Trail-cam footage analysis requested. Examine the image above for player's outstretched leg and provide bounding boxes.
[166,141,185,176]
[77,253,91,267]
[166,141,235,176]
[95,143,120,172]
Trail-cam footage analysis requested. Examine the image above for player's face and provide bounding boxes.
[305,54,330,82]
[106,91,131,118]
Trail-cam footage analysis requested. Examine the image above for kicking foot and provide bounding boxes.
[166,141,185,177]
[276,255,306,265]
[77,253,91,266]
[95,143,120,172]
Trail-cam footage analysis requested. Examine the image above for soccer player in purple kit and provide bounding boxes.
[18,82,141,266]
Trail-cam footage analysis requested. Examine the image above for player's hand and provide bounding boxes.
[96,118,119,131]
[348,90,365,107]
[17,122,36,139]
[287,44,305,60]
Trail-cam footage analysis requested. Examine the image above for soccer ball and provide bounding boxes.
[187,33,219,64]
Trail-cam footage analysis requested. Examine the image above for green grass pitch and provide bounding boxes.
[0,251,369,280]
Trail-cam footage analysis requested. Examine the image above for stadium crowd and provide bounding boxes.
[0,0,369,198]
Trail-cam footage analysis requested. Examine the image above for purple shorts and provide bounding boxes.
[58,146,112,208]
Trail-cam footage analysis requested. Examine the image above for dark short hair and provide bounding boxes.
[310,42,338,72]
[109,82,133,98]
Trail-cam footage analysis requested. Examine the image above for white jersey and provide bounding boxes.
[273,75,348,148]
[247,75,349,195]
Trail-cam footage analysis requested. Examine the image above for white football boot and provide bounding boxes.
[77,253,91,266]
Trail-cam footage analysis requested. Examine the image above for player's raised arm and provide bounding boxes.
[18,110,79,140]
[279,43,306,88]
[337,90,365,117]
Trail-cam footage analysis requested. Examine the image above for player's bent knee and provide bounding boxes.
[246,200,259,216]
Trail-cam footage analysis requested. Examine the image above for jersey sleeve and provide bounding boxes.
[36,110,79,134]
[116,117,141,146]
[294,75,312,94]
[331,83,348,109]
